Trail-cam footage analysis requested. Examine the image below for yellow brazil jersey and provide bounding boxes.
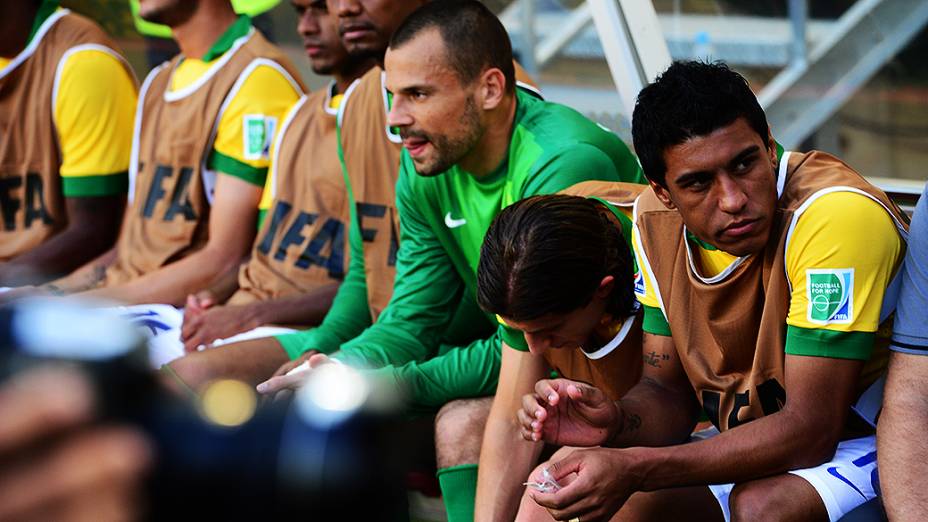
[632,159,905,361]
[169,15,302,188]
[0,3,136,198]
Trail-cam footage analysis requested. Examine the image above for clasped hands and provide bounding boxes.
[518,378,645,522]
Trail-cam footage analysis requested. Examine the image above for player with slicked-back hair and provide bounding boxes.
[475,182,645,521]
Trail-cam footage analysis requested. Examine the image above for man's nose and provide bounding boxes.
[717,175,749,214]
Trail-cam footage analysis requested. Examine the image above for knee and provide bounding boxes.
[434,397,492,468]
[165,351,215,393]
[729,483,788,522]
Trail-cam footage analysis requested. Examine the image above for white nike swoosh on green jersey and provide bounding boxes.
[444,212,467,228]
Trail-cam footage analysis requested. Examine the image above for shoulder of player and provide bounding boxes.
[56,45,131,84]
[230,58,302,99]
[791,189,898,237]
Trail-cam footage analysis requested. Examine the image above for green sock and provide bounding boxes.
[437,463,479,522]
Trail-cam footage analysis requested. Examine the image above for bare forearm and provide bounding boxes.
[44,247,116,293]
[80,247,241,306]
[608,377,700,448]
[247,282,340,327]
[204,261,245,304]
[629,409,842,491]
[878,354,928,521]
[0,225,116,286]
[475,405,543,522]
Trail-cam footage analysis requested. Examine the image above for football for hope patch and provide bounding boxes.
[806,268,854,324]
[243,115,277,161]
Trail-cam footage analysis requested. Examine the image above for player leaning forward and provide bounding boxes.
[518,61,908,522]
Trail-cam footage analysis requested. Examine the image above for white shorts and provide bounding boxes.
[117,304,295,368]
[696,428,878,522]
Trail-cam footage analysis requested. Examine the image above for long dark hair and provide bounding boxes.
[477,195,636,322]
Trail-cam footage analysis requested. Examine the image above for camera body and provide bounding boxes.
[0,299,408,519]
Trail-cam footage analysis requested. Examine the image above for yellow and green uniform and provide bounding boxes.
[170,16,301,187]
[0,1,135,259]
[632,149,908,431]
[104,15,304,285]
[634,153,903,363]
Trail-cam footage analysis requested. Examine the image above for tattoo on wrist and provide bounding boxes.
[644,350,671,368]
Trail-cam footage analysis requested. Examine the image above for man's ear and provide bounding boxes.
[650,180,676,210]
[595,275,615,299]
[767,127,778,169]
[479,68,506,110]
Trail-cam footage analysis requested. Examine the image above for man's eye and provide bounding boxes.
[733,158,755,174]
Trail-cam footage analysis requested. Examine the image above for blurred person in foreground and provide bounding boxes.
[0,365,150,522]
[0,0,135,287]
[517,61,908,522]
[879,182,928,521]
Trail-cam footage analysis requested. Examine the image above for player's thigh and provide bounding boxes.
[729,473,827,522]
[167,337,289,390]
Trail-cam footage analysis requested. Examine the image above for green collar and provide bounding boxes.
[590,197,634,253]
[685,230,718,251]
[201,14,251,61]
[27,0,60,45]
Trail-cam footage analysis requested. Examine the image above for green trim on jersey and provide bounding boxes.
[642,304,672,336]
[785,325,874,361]
[686,230,718,251]
[502,323,528,350]
[61,171,129,198]
[257,208,267,230]
[202,15,252,61]
[28,1,60,45]
[208,149,267,186]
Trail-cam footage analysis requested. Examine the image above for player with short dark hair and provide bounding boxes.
[389,0,516,96]
[518,60,908,521]
[258,3,643,521]
[474,183,645,521]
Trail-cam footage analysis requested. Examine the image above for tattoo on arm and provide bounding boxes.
[644,351,671,368]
